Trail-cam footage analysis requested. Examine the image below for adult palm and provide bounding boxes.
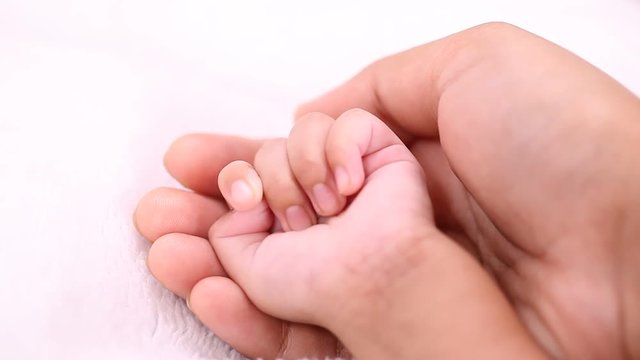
[296,23,640,359]
[135,23,640,359]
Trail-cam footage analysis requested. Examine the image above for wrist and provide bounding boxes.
[324,233,546,359]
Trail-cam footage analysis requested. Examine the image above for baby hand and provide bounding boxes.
[213,108,433,319]
[210,109,526,359]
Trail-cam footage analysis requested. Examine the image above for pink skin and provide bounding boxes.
[135,22,640,359]
[211,109,542,359]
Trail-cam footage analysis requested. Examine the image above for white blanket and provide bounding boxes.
[1,1,639,359]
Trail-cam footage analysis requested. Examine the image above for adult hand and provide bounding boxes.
[134,22,640,359]
[209,108,544,360]
[296,22,640,359]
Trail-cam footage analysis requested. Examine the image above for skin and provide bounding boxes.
[134,22,640,359]
[211,110,545,359]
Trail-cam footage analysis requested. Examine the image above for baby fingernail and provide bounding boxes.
[230,180,254,205]
[312,183,337,214]
[333,166,349,195]
[228,170,263,209]
[285,205,312,231]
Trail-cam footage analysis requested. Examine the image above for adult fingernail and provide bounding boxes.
[312,183,337,215]
[333,166,349,195]
[186,297,193,312]
[285,205,313,231]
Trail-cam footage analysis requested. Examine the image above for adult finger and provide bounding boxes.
[134,187,227,242]
[296,22,640,359]
[148,233,225,298]
[295,22,635,141]
[295,20,640,256]
[189,276,340,359]
[164,134,263,197]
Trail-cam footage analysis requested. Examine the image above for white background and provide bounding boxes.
[1,1,639,359]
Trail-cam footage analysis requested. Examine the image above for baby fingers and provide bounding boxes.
[326,108,416,195]
[287,113,346,217]
[218,160,263,211]
[254,139,317,231]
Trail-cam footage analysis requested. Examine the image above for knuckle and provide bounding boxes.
[288,143,327,185]
[475,21,519,35]
[254,138,286,165]
[435,22,526,91]
[337,108,376,126]
[464,22,525,51]
[265,174,293,193]
[339,107,370,119]
[261,138,286,152]
[294,160,326,187]
[264,186,301,210]
[260,170,302,208]
[288,122,332,187]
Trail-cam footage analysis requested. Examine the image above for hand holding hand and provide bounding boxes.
[134,22,640,359]
[211,109,537,359]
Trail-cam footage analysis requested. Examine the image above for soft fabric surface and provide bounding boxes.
[1,1,639,359]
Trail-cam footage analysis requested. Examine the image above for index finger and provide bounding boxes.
[294,22,612,143]
[164,134,264,197]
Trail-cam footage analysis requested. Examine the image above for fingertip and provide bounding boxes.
[147,233,224,298]
[163,134,202,186]
[134,187,228,242]
[188,276,284,359]
[162,134,186,172]
[189,276,340,359]
[333,165,365,197]
[328,149,365,197]
[163,134,264,196]
[219,161,263,211]
[333,165,350,196]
